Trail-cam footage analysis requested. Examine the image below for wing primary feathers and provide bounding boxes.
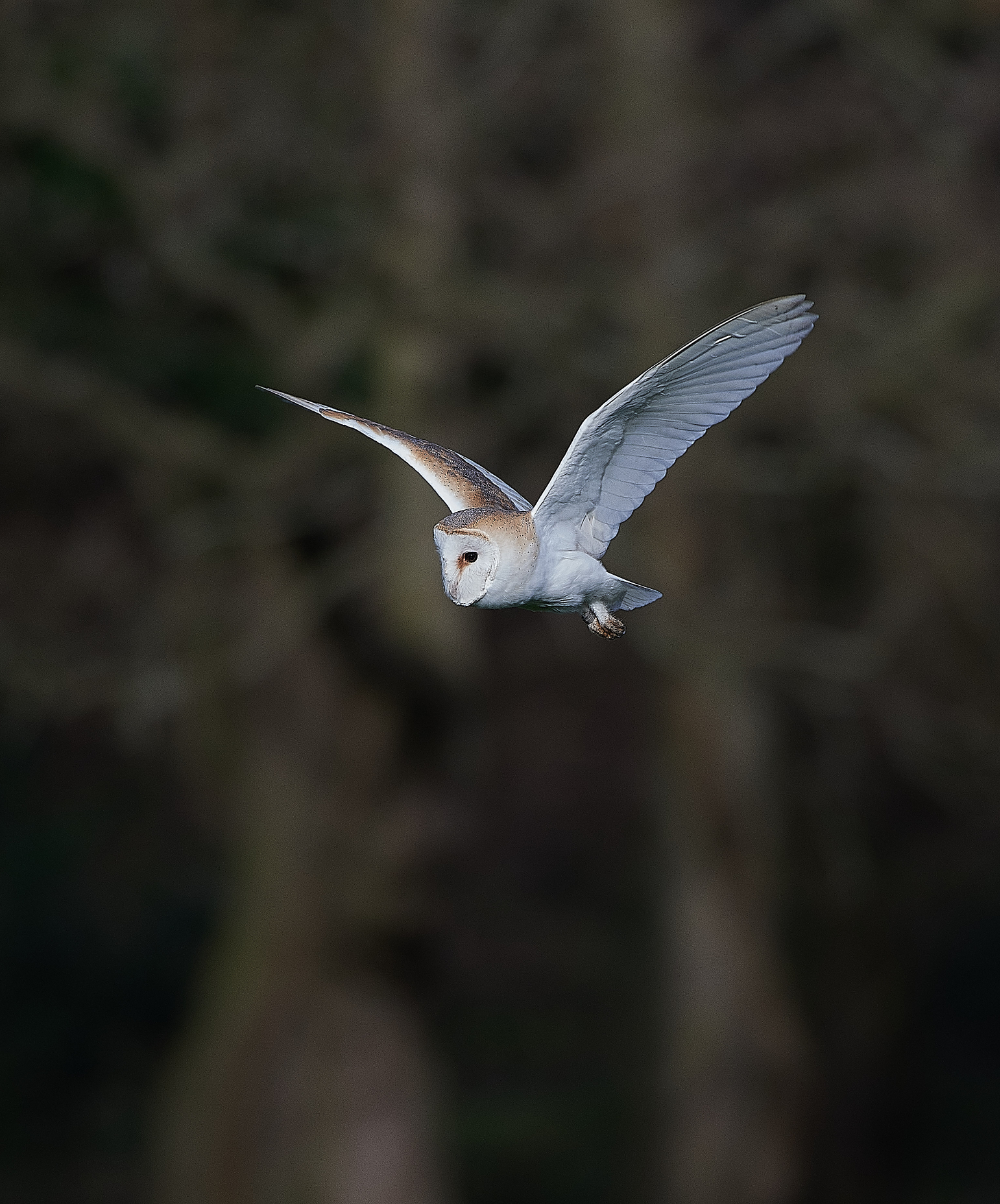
[257,386,530,515]
[531,295,816,558]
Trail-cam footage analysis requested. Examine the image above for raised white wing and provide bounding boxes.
[531,295,816,557]
[260,387,529,514]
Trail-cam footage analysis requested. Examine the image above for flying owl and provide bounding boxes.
[262,295,816,638]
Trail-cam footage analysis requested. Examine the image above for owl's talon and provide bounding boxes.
[582,607,626,639]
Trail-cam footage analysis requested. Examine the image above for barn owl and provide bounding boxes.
[261,295,815,638]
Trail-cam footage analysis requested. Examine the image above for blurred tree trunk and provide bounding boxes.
[661,663,811,1204]
[153,527,449,1204]
[368,0,472,664]
[153,2,463,1199]
[593,4,812,1201]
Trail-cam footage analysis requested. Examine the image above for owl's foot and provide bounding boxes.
[582,604,626,639]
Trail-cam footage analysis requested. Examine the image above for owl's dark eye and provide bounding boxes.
[462,551,478,563]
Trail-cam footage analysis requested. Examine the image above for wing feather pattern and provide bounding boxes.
[258,387,528,514]
[531,295,816,557]
[457,455,531,512]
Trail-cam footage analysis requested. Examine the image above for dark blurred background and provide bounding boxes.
[2,2,1000,1202]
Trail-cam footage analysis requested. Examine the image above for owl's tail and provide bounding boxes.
[613,577,663,612]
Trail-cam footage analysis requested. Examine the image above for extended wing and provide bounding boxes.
[259,387,531,514]
[531,295,816,557]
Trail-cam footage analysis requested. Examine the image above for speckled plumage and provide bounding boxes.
[260,295,816,638]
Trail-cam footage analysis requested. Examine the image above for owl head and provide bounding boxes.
[433,515,498,606]
[433,507,539,608]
